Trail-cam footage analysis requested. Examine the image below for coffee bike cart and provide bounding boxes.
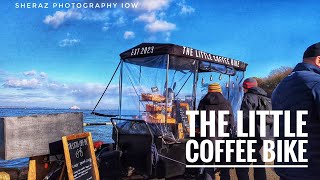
[92,43,248,179]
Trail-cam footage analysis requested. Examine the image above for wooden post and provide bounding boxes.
[27,160,36,180]
[59,163,66,180]
[28,155,50,180]
[87,132,100,179]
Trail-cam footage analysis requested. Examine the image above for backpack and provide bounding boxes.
[256,95,274,140]
[257,95,273,125]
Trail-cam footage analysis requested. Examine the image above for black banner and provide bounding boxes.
[120,43,248,71]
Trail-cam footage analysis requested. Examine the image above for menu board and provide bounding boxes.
[62,132,99,180]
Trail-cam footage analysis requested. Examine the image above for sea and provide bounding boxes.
[0,108,116,168]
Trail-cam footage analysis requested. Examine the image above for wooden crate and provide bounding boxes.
[0,113,83,160]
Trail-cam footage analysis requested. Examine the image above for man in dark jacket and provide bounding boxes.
[197,83,234,141]
[272,42,320,180]
[236,78,268,180]
[196,83,234,180]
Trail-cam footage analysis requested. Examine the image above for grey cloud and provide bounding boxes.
[39,72,48,79]
[23,70,37,76]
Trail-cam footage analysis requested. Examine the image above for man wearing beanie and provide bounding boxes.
[236,77,269,180]
[196,83,234,180]
[272,42,320,180]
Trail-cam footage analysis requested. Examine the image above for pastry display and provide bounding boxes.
[145,113,176,124]
[146,104,172,113]
[141,93,166,102]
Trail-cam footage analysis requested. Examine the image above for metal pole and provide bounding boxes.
[192,61,199,110]
[176,73,193,97]
[139,66,141,117]
[110,118,119,151]
[83,122,113,126]
[228,75,231,100]
[92,61,121,113]
[119,60,123,118]
[165,55,169,124]
[238,71,245,86]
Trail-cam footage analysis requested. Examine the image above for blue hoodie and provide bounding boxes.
[272,63,320,180]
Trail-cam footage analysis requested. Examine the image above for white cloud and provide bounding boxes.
[135,13,156,23]
[115,16,126,26]
[43,9,82,28]
[134,10,175,40]
[39,72,48,79]
[158,12,166,19]
[0,69,150,109]
[69,83,105,100]
[102,26,109,32]
[59,38,80,47]
[164,32,171,42]
[101,22,111,32]
[180,5,195,14]
[139,0,171,11]
[145,20,176,33]
[132,0,194,41]
[178,1,195,15]
[23,70,37,76]
[47,82,65,90]
[123,31,135,39]
[81,9,110,21]
[43,9,111,28]
[3,78,41,89]
[111,10,126,27]
[100,11,126,31]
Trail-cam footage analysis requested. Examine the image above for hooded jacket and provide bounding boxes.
[196,92,234,141]
[272,63,320,180]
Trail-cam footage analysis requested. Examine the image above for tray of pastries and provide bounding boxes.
[146,104,172,112]
[145,113,176,124]
[141,93,166,102]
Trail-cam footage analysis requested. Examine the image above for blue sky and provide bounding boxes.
[1,0,320,109]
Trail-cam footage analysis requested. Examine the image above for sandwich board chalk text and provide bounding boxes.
[62,132,99,180]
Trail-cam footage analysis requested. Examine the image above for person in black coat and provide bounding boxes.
[197,83,234,140]
[235,78,268,180]
[272,42,320,180]
[196,83,234,180]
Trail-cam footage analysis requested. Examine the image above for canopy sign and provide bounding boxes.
[120,43,248,71]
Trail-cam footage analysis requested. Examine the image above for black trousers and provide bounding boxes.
[219,141,267,180]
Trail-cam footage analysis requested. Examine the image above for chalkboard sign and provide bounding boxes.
[62,132,99,180]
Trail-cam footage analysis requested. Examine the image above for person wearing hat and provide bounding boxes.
[195,83,234,180]
[272,42,320,180]
[235,78,269,180]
